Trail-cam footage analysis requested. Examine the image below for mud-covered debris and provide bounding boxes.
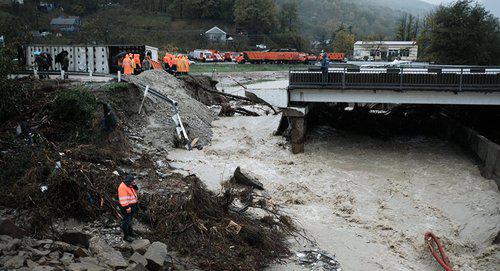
[295,249,342,271]
[231,166,264,190]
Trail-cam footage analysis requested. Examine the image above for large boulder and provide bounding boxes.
[131,239,151,254]
[144,241,170,270]
[0,235,20,252]
[89,237,128,269]
[4,253,26,269]
[129,252,147,266]
[0,219,25,238]
[61,232,91,248]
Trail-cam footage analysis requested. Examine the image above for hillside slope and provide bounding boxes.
[279,0,434,40]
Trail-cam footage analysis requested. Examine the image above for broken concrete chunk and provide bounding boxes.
[74,247,90,258]
[21,237,38,248]
[0,237,20,252]
[61,232,91,249]
[4,254,26,268]
[129,251,147,266]
[144,241,169,269]
[130,239,150,254]
[231,167,264,190]
[89,237,128,268]
[53,240,78,252]
[48,251,60,260]
[60,252,75,265]
[26,258,38,269]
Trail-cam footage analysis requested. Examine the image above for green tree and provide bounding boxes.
[332,30,356,55]
[234,0,278,34]
[418,0,500,65]
[396,13,419,41]
[278,1,299,32]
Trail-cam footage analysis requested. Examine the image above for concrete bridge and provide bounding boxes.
[254,66,500,153]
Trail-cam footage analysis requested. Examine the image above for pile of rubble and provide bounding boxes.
[125,70,216,148]
[0,228,172,271]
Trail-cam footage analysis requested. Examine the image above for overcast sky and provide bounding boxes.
[421,0,500,17]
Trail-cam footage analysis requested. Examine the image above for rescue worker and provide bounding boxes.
[130,53,136,72]
[177,56,186,75]
[163,53,170,72]
[166,54,174,74]
[101,103,117,132]
[185,56,190,74]
[133,54,142,74]
[171,55,178,74]
[142,51,153,71]
[122,53,134,75]
[34,51,45,79]
[118,174,139,242]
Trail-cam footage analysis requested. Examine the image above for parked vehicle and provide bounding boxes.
[191,49,214,62]
[237,50,308,64]
[319,52,346,62]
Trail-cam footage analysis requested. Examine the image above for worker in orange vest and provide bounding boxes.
[130,54,136,73]
[122,53,134,75]
[177,56,186,74]
[163,53,170,72]
[171,55,178,74]
[133,54,142,74]
[185,56,190,74]
[118,174,139,242]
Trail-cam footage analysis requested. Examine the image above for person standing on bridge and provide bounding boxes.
[321,50,329,74]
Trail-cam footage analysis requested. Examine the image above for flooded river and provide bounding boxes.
[169,77,500,270]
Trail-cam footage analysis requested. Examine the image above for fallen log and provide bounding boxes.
[231,167,264,190]
[234,107,260,116]
[184,75,278,114]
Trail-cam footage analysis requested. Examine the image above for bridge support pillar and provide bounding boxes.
[283,106,309,154]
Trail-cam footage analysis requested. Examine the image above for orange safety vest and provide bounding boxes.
[118,182,138,207]
[185,58,190,73]
[122,58,133,75]
[134,54,142,68]
[178,58,185,72]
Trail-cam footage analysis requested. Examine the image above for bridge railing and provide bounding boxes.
[289,66,500,92]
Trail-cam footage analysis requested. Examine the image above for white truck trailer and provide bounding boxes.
[19,44,159,74]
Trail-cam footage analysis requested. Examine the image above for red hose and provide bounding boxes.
[424,232,453,271]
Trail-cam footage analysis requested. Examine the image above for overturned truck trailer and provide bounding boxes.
[19,44,159,74]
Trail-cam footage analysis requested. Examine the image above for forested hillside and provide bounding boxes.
[1,0,435,51]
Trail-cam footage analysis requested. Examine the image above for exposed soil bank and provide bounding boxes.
[168,114,500,270]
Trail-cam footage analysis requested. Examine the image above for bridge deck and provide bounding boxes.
[289,67,500,92]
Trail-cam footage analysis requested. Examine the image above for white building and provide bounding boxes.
[353,41,418,61]
[205,26,227,42]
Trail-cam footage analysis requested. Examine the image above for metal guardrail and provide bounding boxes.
[289,67,500,92]
[12,69,110,77]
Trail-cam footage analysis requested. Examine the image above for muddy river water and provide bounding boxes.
[168,77,499,270]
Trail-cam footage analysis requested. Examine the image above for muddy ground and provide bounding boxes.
[166,76,500,271]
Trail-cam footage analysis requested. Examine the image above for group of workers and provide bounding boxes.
[118,51,190,76]
[120,52,147,75]
[34,51,53,78]
[163,53,190,75]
